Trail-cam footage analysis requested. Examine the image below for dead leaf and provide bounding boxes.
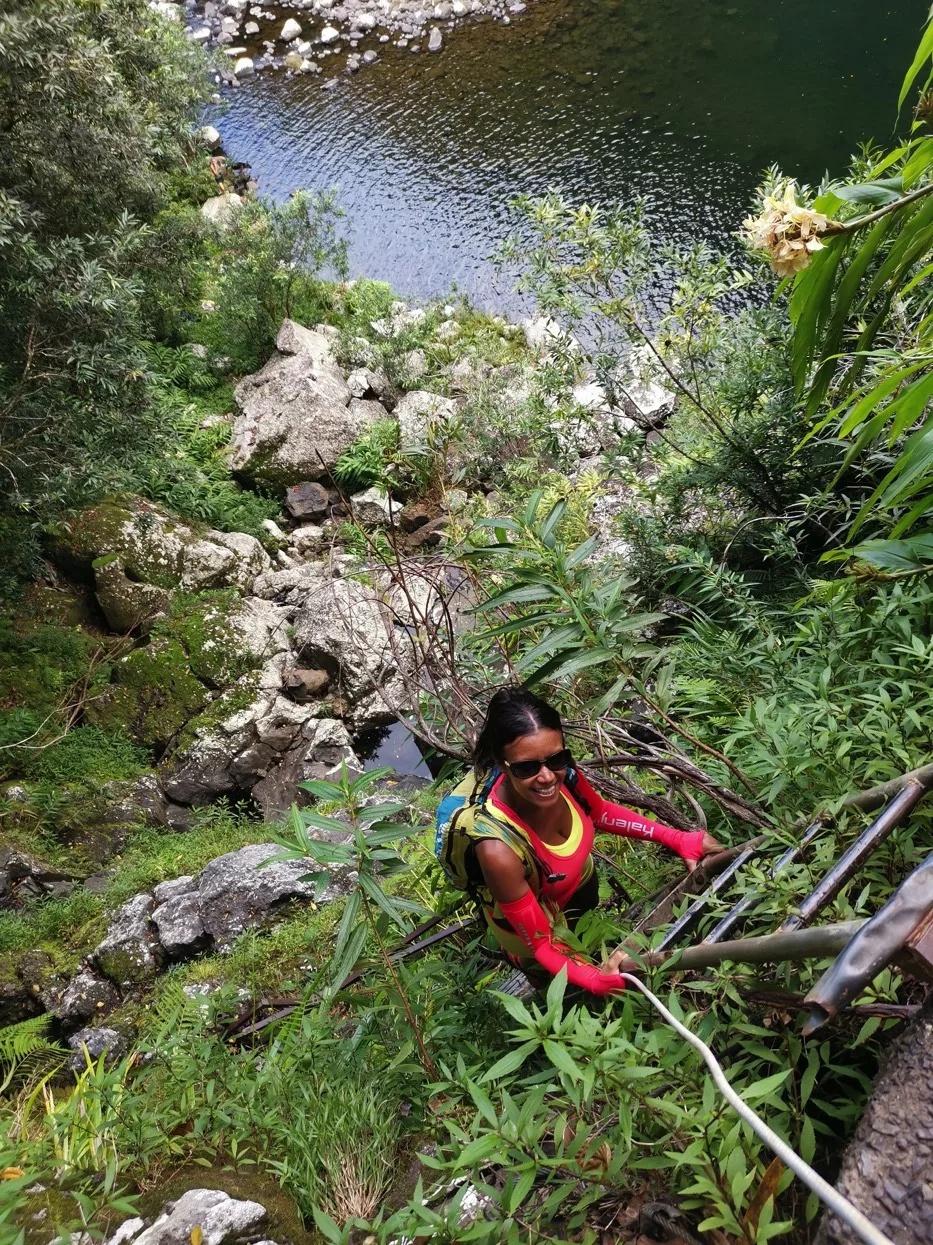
[743,1156,785,1233]
[1,1167,25,1180]
[190,1226,203,1245]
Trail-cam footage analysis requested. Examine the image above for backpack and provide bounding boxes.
[434,766,592,905]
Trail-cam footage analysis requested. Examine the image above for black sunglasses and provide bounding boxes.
[503,749,573,780]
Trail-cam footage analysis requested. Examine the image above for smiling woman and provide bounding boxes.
[458,686,722,994]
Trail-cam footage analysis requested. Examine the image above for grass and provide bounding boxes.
[0,804,271,968]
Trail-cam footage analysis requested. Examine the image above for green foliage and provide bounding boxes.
[773,11,933,569]
[334,418,403,490]
[0,1015,66,1093]
[0,0,211,524]
[196,191,348,371]
[270,764,427,997]
[466,489,661,702]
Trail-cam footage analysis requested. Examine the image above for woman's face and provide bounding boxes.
[501,727,567,811]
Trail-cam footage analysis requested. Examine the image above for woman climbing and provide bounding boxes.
[462,686,723,995]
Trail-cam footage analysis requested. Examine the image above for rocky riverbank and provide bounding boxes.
[152,0,530,86]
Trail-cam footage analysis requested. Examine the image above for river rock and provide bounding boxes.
[115,1189,269,1245]
[232,321,386,487]
[616,345,678,428]
[199,124,222,151]
[93,894,165,986]
[232,54,255,74]
[394,389,456,449]
[280,16,302,37]
[201,192,245,228]
[286,480,330,519]
[427,25,442,49]
[320,23,339,39]
[68,1026,128,1071]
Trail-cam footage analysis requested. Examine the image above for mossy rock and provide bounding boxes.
[87,638,209,752]
[154,591,258,689]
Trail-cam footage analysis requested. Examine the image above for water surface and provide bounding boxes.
[218,0,926,310]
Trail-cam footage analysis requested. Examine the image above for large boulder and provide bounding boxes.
[253,564,407,730]
[161,650,360,813]
[394,389,456,450]
[109,1188,270,1245]
[87,597,291,753]
[231,320,385,487]
[49,500,270,631]
[93,894,165,986]
[196,841,348,946]
[68,1026,128,1071]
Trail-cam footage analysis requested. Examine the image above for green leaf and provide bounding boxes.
[529,646,617,686]
[492,991,535,1028]
[466,1079,500,1127]
[898,15,933,115]
[474,583,558,611]
[741,1069,792,1102]
[358,871,408,930]
[480,1040,540,1082]
[543,1040,585,1082]
[539,497,568,548]
[848,531,933,570]
[563,535,599,570]
[834,178,904,205]
[311,1206,344,1243]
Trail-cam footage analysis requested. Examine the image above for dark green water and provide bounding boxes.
[218,0,927,310]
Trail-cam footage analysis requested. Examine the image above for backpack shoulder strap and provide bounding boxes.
[564,765,592,817]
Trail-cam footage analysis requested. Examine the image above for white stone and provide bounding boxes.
[244,19,259,32]
[320,23,339,40]
[199,124,222,151]
[427,24,442,49]
[232,54,255,74]
[355,10,377,27]
[190,25,212,40]
[200,193,245,228]
[280,16,302,38]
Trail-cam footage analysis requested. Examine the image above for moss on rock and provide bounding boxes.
[87,638,208,751]
[154,591,257,689]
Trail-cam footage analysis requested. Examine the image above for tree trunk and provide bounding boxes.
[816,993,933,1244]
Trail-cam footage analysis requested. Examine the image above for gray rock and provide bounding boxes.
[104,1217,146,1245]
[286,480,330,519]
[199,125,223,151]
[232,334,385,488]
[290,524,325,555]
[350,486,402,526]
[275,319,335,365]
[394,389,455,449]
[129,1189,268,1245]
[153,875,197,905]
[68,1026,128,1071]
[196,842,327,945]
[427,24,442,49]
[93,894,165,986]
[152,893,209,958]
[201,193,245,227]
[55,969,121,1028]
[0,847,77,902]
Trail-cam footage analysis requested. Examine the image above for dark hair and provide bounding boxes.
[473,686,563,774]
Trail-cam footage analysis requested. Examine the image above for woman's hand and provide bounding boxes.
[685,832,725,873]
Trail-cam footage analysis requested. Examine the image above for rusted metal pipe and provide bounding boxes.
[615,920,864,975]
[802,850,933,1035]
[704,821,823,944]
[655,840,764,950]
[780,780,928,933]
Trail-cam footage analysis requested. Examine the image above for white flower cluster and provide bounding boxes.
[743,182,830,277]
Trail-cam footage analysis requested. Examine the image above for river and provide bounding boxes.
[217,0,926,312]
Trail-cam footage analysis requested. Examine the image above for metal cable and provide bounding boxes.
[620,974,894,1245]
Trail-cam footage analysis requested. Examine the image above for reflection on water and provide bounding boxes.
[217,0,925,311]
[358,720,433,778]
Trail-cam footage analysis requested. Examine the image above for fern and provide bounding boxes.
[0,1015,66,1092]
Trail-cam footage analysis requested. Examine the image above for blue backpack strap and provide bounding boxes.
[564,765,592,817]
